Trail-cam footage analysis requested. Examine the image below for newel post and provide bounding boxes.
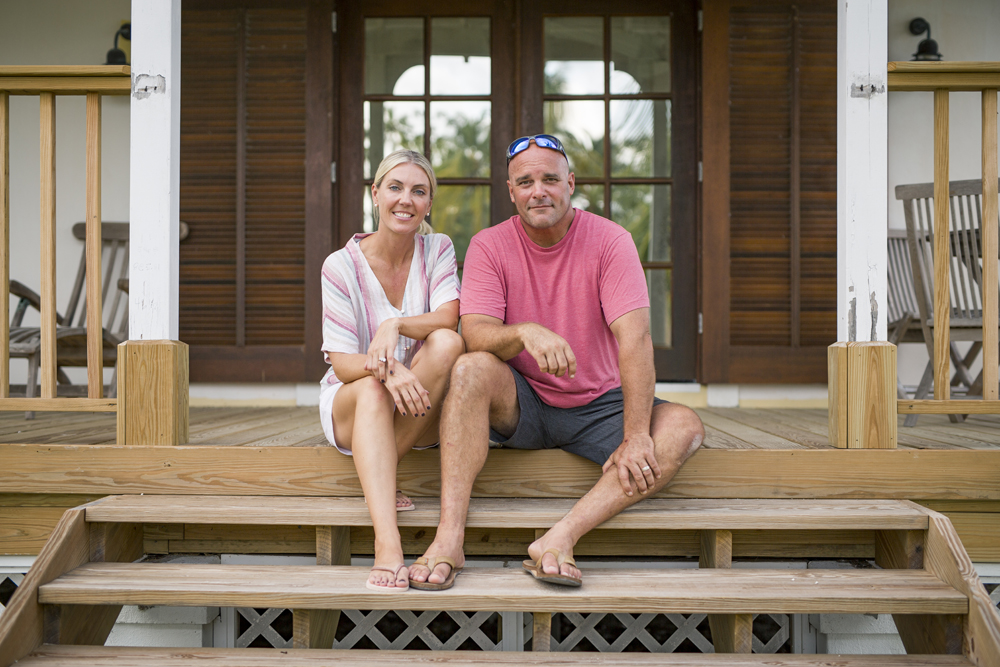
[828,0,895,449]
[122,0,188,445]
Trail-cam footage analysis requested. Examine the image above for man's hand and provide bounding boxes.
[602,431,660,496]
[365,318,401,383]
[384,364,432,417]
[521,323,577,378]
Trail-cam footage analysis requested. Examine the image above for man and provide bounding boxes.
[408,134,705,589]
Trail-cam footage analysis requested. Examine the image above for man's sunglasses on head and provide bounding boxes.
[506,134,568,165]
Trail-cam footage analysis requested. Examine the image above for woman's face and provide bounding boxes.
[372,163,432,235]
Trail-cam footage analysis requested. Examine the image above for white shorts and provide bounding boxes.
[318,380,439,456]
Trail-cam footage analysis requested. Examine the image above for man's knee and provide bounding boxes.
[653,404,704,464]
[449,351,504,396]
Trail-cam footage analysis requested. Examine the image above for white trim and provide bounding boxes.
[0,556,36,574]
[129,0,182,340]
[837,0,889,342]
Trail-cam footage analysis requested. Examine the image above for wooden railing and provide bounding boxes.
[0,66,130,413]
[889,62,1000,416]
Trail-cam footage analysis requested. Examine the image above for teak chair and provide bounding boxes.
[896,178,1000,425]
[8,221,188,416]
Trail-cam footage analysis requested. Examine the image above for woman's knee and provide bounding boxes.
[424,328,465,364]
[353,375,394,415]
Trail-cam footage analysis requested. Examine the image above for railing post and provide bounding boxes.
[39,92,57,399]
[85,92,103,399]
[982,89,998,401]
[932,89,951,400]
[0,91,8,398]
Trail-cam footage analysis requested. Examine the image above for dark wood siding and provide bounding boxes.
[180,0,333,382]
[701,0,836,383]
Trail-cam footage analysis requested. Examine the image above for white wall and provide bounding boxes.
[888,0,1000,385]
[0,0,131,384]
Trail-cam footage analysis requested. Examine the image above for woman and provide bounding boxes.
[320,150,463,591]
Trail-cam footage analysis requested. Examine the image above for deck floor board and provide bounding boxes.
[0,407,995,451]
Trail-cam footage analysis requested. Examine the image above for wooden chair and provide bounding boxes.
[886,229,925,399]
[8,222,188,416]
[896,178,1000,425]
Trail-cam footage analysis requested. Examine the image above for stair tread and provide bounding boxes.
[38,563,967,615]
[84,496,930,530]
[16,646,976,666]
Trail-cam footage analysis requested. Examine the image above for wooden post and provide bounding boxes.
[39,92,57,399]
[837,0,888,343]
[85,93,103,399]
[828,341,897,448]
[933,89,951,400]
[117,340,188,445]
[531,612,552,651]
[0,91,8,398]
[982,89,998,401]
[699,529,752,653]
[293,526,350,649]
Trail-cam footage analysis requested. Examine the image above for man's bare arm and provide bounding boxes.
[462,314,577,377]
[602,307,658,495]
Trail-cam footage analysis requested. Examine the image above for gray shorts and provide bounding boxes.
[488,366,668,465]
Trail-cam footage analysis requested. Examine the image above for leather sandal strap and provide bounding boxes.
[542,547,577,567]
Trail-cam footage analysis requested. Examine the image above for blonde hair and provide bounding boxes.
[372,149,436,235]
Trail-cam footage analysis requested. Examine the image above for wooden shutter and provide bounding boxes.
[180,1,333,382]
[700,0,835,383]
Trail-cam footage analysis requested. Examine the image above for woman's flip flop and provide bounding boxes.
[522,547,582,587]
[408,555,462,591]
[396,490,415,511]
[365,563,409,591]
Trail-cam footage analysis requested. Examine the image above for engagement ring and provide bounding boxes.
[379,357,387,363]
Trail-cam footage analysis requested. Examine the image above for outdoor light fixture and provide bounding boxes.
[909,17,942,62]
[105,23,131,65]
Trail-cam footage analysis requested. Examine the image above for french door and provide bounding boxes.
[339,0,697,379]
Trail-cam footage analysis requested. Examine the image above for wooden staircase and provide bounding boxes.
[1,496,998,665]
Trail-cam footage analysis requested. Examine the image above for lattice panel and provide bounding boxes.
[986,583,1000,608]
[0,575,24,618]
[335,610,501,650]
[525,612,791,653]
[236,607,293,648]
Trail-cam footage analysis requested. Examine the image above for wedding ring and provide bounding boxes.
[379,357,387,363]
[641,465,651,472]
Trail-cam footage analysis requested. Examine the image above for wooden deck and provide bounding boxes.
[2,406,1000,450]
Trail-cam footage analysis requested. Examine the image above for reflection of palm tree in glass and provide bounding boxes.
[428,111,490,262]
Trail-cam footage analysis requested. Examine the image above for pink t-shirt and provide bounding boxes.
[460,208,649,408]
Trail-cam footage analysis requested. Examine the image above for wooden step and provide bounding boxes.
[39,563,967,615]
[84,496,931,530]
[14,646,977,666]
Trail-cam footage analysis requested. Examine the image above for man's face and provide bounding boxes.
[506,144,575,231]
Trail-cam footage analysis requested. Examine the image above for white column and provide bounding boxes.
[837,0,888,342]
[129,0,181,340]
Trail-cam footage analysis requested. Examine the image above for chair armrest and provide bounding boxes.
[9,280,65,326]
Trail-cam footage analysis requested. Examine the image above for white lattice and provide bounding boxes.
[524,612,790,653]
[236,608,292,648]
[334,610,500,650]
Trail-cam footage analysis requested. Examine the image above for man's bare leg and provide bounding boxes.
[528,402,705,579]
[409,352,520,585]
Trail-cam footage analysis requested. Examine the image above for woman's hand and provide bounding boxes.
[384,364,432,417]
[365,318,401,383]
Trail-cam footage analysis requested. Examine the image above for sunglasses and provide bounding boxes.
[506,134,568,165]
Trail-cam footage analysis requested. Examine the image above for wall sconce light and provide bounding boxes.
[909,18,942,62]
[105,23,131,65]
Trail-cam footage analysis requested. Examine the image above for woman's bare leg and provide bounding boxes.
[332,328,465,588]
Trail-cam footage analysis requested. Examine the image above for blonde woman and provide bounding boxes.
[320,150,463,591]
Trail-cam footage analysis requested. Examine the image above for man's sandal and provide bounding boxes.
[522,547,582,587]
[408,555,462,591]
[365,563,409,591]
